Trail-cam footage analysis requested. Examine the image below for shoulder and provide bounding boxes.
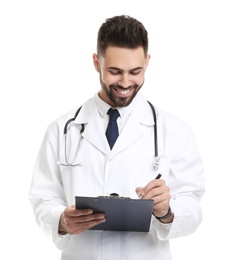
[152,105,194,139]
[45,97,95,135]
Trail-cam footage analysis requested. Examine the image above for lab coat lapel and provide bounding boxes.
[112,115,143,155]
[83,114,143,156]
[112,100,154,156]
[73,95,155,156]
[81,109,110,155]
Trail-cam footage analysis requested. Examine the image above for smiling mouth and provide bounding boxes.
[116,88,131,95]
[111,85,136,97]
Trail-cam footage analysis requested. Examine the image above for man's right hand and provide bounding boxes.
[58,205,106,235]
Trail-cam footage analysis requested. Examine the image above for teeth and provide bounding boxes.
[118,89,130,94]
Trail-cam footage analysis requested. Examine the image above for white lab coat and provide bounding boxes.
[28,93,205,260]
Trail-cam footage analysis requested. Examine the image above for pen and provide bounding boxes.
[155,173,161,179]
[138,173,162,199]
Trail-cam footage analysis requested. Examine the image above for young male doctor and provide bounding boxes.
[28,15,205,260]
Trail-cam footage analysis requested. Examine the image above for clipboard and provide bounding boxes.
[75,196,154,232]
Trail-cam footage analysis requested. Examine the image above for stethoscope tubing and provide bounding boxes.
[61,101,158,169]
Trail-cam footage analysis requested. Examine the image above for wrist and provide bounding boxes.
[58,230,67,235]
[58,213,67,235]
[154,207,174,223]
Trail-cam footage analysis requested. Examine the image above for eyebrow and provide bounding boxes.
[107,66,143,72]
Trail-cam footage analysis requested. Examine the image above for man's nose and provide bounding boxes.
[118,73,132,87]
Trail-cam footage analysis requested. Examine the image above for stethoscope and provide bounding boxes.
[59,101,160,171]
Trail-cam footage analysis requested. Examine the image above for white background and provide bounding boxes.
[1,0,238,259]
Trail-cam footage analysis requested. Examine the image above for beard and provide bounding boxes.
[100,77,143,107]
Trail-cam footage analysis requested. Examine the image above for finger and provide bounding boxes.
[59,209,104,235]
[64,210,105,226]
[135,187,145,198]
[143,179,165,194]
[77,216,106,229]
[65,205,93,217]
[141,179,167,199]
[74,208,94,217]
[69,215,107,234]
[75,213,106,224]
[153,193,170,207]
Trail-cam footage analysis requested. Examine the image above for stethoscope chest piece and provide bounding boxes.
[153,157,160,171]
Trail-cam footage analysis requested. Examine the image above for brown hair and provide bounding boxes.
[97,15,148,57]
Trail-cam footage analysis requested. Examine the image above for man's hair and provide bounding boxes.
[97,15,148,57]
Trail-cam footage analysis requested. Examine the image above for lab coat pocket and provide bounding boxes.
[129,152,155,193]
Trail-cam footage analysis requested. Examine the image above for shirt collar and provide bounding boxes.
[94,92,141,119]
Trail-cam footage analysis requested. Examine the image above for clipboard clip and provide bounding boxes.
[98,193,130,199]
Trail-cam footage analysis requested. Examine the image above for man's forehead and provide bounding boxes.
[100,46,146,69]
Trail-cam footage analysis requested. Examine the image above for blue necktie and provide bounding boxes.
[106,108,120,149]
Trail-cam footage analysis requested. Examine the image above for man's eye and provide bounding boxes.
[130,70,141,75]
[109,70,121,75]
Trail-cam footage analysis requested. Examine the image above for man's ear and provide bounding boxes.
[145,54,151,69]
[93,53,100,72]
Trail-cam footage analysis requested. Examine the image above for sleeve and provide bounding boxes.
[153,120,205,240]
[28,122,71,250]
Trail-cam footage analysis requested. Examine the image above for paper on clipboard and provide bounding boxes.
[75,196,154,232]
